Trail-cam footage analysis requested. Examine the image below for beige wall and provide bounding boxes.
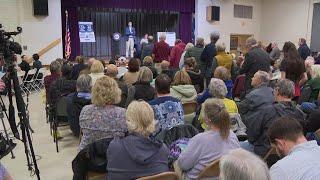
[195,0,320,51]
[0,0,63,65]
[195,0,262,51]
[260,0,317,49]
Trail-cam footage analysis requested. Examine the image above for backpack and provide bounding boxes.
[168,138,190,169]
[298,85,312,105]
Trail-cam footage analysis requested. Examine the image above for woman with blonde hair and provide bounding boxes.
[177,98,240,179]
[125,66,155,106]
[89,60,105,85]
[79,76,127,151]
[107,101,169,179]
[170,70,197,103]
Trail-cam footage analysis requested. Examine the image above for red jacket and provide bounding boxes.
[169,42,186,68]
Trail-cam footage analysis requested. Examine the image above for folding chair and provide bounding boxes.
[34,67,47,91]
[21,69,38,93]
[182,101,198,124]
[52,96,69,152]
[197,159,220,180]
[137,172,179,180]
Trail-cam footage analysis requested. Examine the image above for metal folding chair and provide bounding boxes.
[34,67,47,91]
[21,69,38,93]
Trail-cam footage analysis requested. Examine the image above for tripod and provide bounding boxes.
[4,64,40,179]
[0,97,15,159]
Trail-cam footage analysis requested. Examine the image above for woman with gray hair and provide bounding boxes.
[177,98,240,179]
[213,41,233,74]
[198,78,239,130]
[67,74,92,136]
[219,148,270,180]
[107,101,169,179]
[125,66,155,106]
[179,42,194,69]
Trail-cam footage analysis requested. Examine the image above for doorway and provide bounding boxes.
[230,34,253,55]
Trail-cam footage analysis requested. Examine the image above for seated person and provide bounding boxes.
[123,58,140,86]
[160,60,176,81]
[79,76,127,151]
[198,78,238,130]
[71,56,87,80]
[49,64,76,108]
[306,109,320,133]
[105,64,127,108]
[219,149,270,180]
[67,74,92,136]
[19,55,31,81]
[177,98,240,179]
[149,74,184,134]
[89,60,105,86]
[184,57,204,93]
[272,79,306,131]
[214,66,233,99]
[268,117,320,180]
[107,101,169,179]
[237,71,274,156]
[301,65,320,113]
[126,66,155,106]
[170,70,197,103]
[32,53,43,79]
[143,56,158,79]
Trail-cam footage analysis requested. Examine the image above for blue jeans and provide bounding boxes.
[240,140,254,153]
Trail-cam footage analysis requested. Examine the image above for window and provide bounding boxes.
[234,4,253,19]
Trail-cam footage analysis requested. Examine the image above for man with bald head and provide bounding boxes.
[239,37,270,92]
[105,64,127,108]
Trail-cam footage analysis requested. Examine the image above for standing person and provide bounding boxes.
[125,21,136,58]
[200,31,220,85]
[213,41,233,74]
[33,53,43,78]
[140,33,148,46]
[184,37,205,70]
[179,43,194,69]
[19,55,31,80]
[268,117,320,180]
[238,37,270,92]
[280,42,307,100]
[169,39,186,69]
[269,42,281,61]
[141,36,155,61]
[152,34,170,72]
[298,38,310,60]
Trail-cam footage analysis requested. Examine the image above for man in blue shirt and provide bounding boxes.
[149,74,184,135]
[125,21,136,58]
[267,117,320,180]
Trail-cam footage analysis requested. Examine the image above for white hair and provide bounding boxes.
[220,149,270,180]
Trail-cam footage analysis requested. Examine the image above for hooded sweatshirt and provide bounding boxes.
[170,85,197,103]
[107,134,169,180]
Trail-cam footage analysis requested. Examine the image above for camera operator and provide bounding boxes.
[19,55,30,80]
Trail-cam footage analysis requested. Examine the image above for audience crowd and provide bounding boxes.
[10,31,320,180]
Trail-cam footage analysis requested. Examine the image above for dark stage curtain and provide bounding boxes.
[78,8,179,58]
[61,0,194,60]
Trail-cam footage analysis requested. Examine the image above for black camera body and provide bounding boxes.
[0,24,23,66]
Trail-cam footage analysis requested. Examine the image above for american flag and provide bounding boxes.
[65,10,71,59]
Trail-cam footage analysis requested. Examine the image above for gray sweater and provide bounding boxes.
[178,130,240,179]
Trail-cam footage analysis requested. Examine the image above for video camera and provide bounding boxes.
[0,24,23,66]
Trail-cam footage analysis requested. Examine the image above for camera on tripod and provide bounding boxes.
[0,24,41,179]
[0,24,23,66]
